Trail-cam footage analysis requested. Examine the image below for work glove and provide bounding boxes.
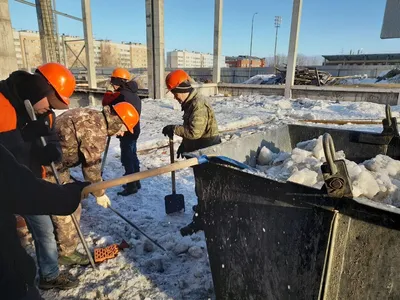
[21,110,56,141]
[177,143,185,159]
[96,194,111,208]
[162,125,176,139]
[37,143,62,166]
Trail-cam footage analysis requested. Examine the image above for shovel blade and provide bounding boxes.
[165,193,185,214]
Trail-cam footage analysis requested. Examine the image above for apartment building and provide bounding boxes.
[167,50,226,68]
[226,55,266,68]
[12,29,148,69]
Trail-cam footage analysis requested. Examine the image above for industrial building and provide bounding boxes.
[166,49,226,68]
[322,53,400,66]
[226,55,266,68]
[12,29,147,70]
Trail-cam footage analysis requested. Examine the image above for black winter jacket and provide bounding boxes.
[0,71,62,177]
[0,144,86,300]
[112,81,142,140]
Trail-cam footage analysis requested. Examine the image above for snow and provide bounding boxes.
[257,146,276,165]
[242,71,400,86]
[243,74,276,85]
[32,93,400,299]
[253,135,400,205]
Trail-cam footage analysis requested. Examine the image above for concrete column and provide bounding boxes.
[284,0,303,99]
[0,0,18,78]
[81,0,97,105]
[35,0,59,63]
[212,0,223,84]
[146,0,165,99]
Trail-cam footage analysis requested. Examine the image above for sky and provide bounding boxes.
[8,0,400,58]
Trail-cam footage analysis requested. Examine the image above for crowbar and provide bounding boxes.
[24,100,96,269]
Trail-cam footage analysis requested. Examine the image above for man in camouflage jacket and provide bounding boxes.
[45,105,129,266]
[162,70,221,237]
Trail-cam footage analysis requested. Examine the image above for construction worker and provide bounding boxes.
[0,143,90,300]
[103,68,142,196]
[0,62,81,290]
[44,102,140,264]
[162,69,221,236]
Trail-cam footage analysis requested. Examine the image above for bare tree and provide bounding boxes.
[100,42,119,67]
[267,53,323,67]
[296,54,308,66]
[308,55,323,66]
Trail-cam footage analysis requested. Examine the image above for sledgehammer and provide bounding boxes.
[24,100,97,270]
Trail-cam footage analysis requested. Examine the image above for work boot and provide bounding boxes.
[59,250,90,266]
[180,221,203,236]
[123,181,141,190]
[39,271,79,290]
[118,183,138,196]
[180,213,204,236]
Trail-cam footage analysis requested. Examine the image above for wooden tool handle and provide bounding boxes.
[301,119,382,125]
[82,157,200,198]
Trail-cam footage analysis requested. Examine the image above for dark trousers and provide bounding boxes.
[19,285,44,300]
[120,136,140,176]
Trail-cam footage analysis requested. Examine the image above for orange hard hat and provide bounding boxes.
[111,68,130,80]
[36,62,76,107]
[113,102,139,133]
[165,69,191,91]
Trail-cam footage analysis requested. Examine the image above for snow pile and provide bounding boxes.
[255,136,400,206]
[334,75,377,85]
[243,74,276,85]
[387,74,400,84]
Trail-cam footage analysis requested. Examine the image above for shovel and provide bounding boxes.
[164,138,185,214]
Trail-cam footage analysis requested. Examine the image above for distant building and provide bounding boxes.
[128,43,147,68]
[322,53,400,66]
[226,55,266,68]
[12,29,147,69]
[13,30,42,70]
[167,50,226,68]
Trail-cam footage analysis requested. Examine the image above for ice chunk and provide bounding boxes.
[257,146,276,165]
[352,170,380,199]
[291,148,312,164]
[288,169,318,186]
[188,246,203,258]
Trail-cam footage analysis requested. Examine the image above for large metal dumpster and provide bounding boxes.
[191,118,400,300]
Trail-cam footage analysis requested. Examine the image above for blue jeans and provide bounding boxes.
[23,215,59,281]
[120,137,140,175]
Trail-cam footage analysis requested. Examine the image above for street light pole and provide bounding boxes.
[248,12,258,79]
[274,16,282,72]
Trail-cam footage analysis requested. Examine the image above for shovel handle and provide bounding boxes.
[82,158,201,198]
[169,138,176,193]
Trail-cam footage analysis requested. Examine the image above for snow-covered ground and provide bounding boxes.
[34,94,400,299]
[243,71,400,86]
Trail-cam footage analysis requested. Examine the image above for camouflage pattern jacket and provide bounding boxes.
[47,106,124,196]
[174,89,220,152]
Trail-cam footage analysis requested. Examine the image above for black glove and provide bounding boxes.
[64,180,92,200]
[69,180,91,190]
[37,144,62,166]
[162,125,176,139]
[177,144,185,159]
[22,110,55,141]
